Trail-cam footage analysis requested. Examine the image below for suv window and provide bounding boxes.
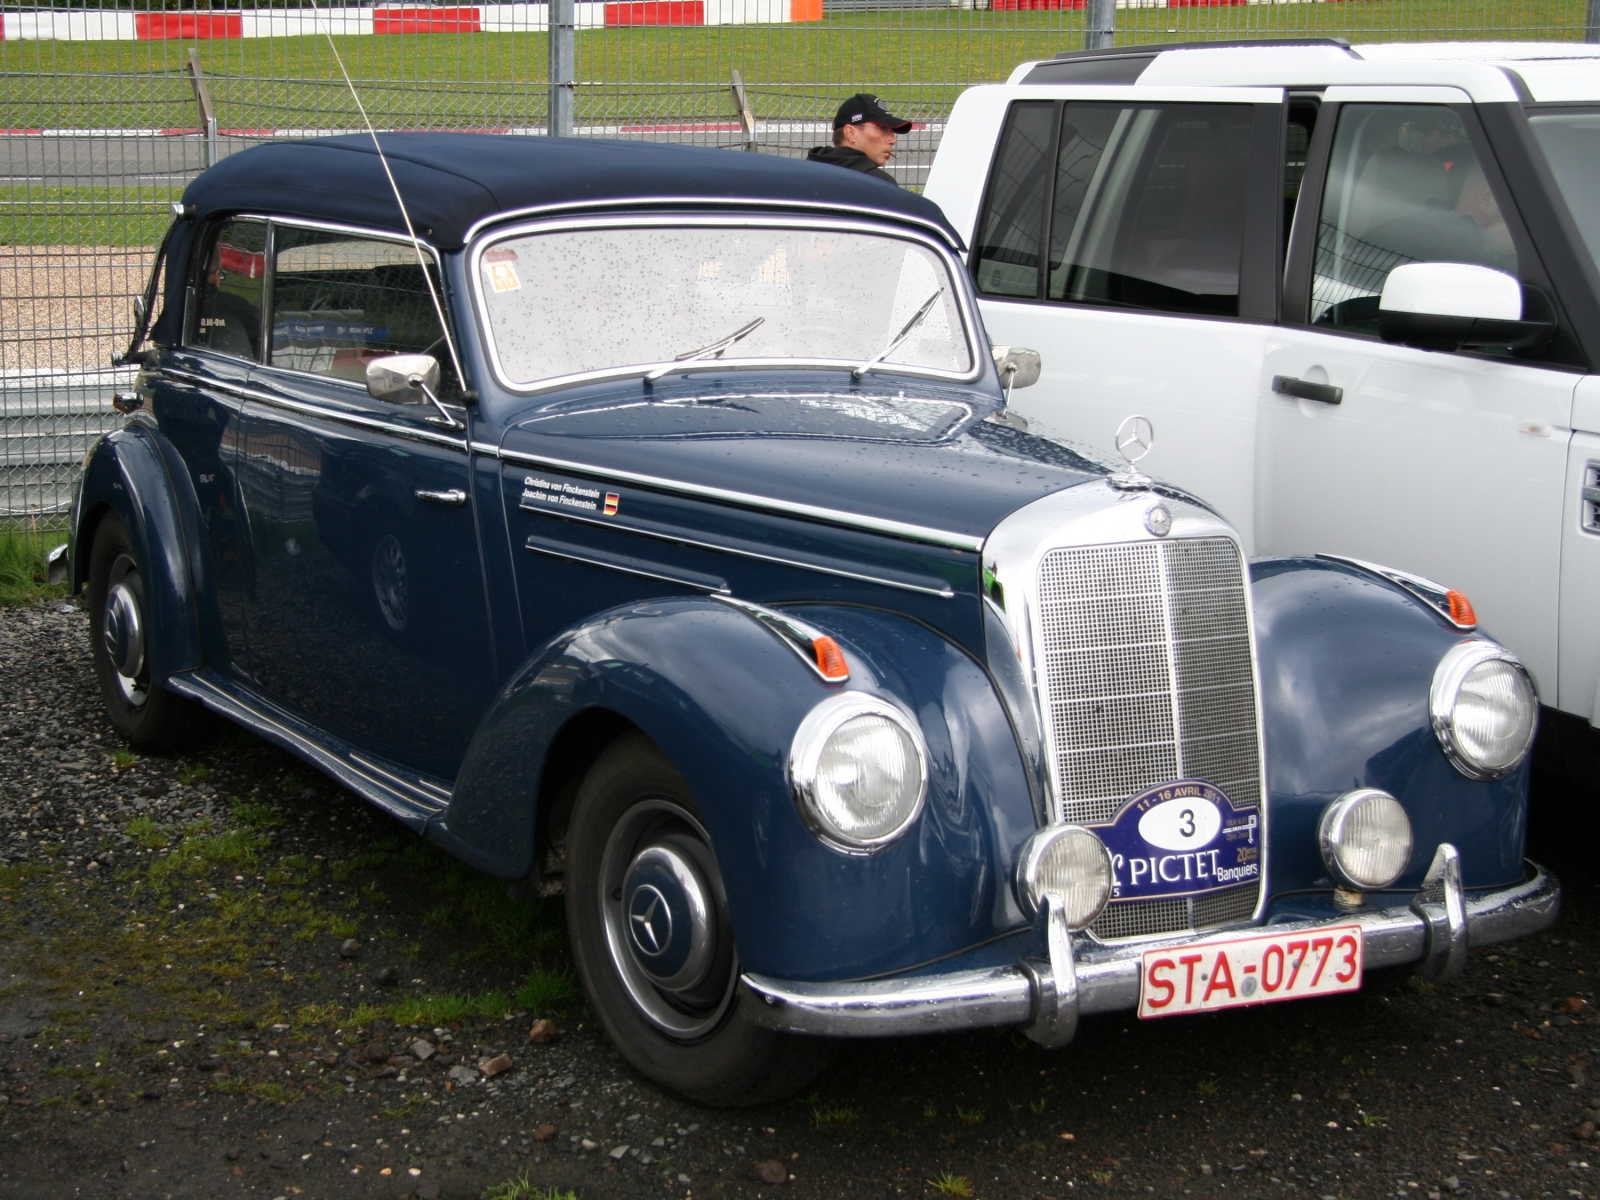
[1312,104,1520,334]
[974,101,1255,317]
[973,102,1055,299]
[268,225,453,393]
[191,218,267,360]
[1048,103,1254,315]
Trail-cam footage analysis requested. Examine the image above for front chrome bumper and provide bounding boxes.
[741,846,1558,1044]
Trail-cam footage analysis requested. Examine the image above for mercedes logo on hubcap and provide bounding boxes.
[627,884,673,957]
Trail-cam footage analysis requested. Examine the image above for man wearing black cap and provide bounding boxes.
[806,94,914,186]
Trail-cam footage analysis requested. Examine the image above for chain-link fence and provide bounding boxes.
[2,0,1596,530]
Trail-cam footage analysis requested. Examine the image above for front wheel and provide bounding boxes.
[565,731,832,1106]
[86,512,214,752]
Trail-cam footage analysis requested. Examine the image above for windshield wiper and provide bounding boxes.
[644,317,765,383]
[852,288,944,381]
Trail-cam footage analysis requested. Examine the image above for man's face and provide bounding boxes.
[841,120,898,167]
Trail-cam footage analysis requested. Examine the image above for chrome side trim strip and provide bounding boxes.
[166,670,451,827]
[740,857,1559,1038]
[496,445,984,552]
[521,502,956,598]
[524,534,730,593]
[158,367,469,452]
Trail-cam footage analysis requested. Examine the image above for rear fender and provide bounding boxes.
[70,422,204,684]
[436,597,1036,981]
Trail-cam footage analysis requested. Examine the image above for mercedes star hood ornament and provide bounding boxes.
[1109,414,1155,491]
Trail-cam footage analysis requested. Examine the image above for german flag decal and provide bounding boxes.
[603,492,620,516]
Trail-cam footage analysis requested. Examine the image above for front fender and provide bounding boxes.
[70,422,204,684]
[437,597,1037,981]
[1252,557,1527,902]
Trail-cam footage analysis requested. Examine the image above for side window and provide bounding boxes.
[191,218,267,360]
[1312,104,1520,334]
[267,225,455,397]
[1047,103,1254,316]
[973,102,1055,299]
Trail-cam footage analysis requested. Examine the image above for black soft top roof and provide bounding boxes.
[180,133,961,250]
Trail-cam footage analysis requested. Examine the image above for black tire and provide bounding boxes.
[565,731,834,1106]
[86,512,215,753]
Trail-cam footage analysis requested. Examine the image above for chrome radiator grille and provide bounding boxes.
[1034,537,1263,939]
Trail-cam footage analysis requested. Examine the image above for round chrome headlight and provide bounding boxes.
[1015,825,1114,930]
[1430,641,1538,780]
[789,693,928,851]
[1319,789,1412,890]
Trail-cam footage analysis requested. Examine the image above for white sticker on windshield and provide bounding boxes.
[487,261,522,293]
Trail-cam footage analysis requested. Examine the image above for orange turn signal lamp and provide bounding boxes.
[812,636,849,682]
[1446,589,1477,628]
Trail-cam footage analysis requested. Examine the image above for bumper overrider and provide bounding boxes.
[741,845,1559,1045]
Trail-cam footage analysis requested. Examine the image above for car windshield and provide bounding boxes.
[475,222,973,388]
[1528,108,1600,276]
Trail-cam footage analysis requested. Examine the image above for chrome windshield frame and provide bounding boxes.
[466,212,988,396]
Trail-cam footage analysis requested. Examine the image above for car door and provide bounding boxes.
[1261,90,1582,701]
[153,216,266,679]
[960,87,1287,551]
[236,220,495,780]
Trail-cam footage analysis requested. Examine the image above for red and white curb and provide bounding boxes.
[0,1,824,39]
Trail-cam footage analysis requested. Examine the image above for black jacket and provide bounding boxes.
[805,145,898,187]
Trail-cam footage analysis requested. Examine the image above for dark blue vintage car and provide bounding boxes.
[73,133,1557,1105]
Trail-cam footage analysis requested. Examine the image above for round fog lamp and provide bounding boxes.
[1430,641,1538,780]
[1016,825,1114,930]
[790,693,928,851]
[1319,789,1412,891]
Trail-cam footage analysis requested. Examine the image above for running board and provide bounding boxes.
[166,669,452,830]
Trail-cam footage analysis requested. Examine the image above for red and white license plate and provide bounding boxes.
[1138,924,1363,1018]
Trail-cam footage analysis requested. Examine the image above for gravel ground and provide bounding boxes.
[2,598,1598,1200]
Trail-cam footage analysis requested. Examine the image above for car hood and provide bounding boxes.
[497,384,1111,545]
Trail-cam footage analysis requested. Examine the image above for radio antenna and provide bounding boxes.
[305,0,468,393]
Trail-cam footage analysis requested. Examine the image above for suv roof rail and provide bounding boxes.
[1046,36,1353,62]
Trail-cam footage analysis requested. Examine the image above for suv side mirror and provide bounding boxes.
[366,353,442,405]
[1378,262,1554,354]
[992,345,1041,392]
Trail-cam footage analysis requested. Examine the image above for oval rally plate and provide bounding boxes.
[1090,779,1260,904]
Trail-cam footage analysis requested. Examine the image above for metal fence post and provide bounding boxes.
[1085,0,1115,50]
[548,0,575,137]
[186,48,218,168]
[1587,0,1600,43]
[730,71,757,152]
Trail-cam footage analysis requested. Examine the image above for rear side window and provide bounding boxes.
[1312,104,1521,334]
[973,101,1255,317]
[972,102,1055,299]
[191,218,267,360]
[268,225,453,392]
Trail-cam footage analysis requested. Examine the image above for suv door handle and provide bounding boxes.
[1272,375,1343,406]
[415,488,468,507]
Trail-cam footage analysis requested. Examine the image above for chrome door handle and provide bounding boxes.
[414,488,468,507]
[1272,375,1343,405]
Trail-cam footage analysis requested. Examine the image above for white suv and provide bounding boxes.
[925,39,1600,736]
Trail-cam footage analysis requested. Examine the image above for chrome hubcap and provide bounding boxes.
[371,534,408,631]
[101,572,147,707]
[600,800,736,1040]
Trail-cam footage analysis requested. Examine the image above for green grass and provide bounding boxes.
[482,1176,578,1200]
[0,529,66,608]
[0,3,1590,132]
[928,1173,975,1199]
[0,186,181,247]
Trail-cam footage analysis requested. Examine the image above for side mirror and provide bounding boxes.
[1378,262,1553,354]
[991,345,1042,392]
[366,354,442,405]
